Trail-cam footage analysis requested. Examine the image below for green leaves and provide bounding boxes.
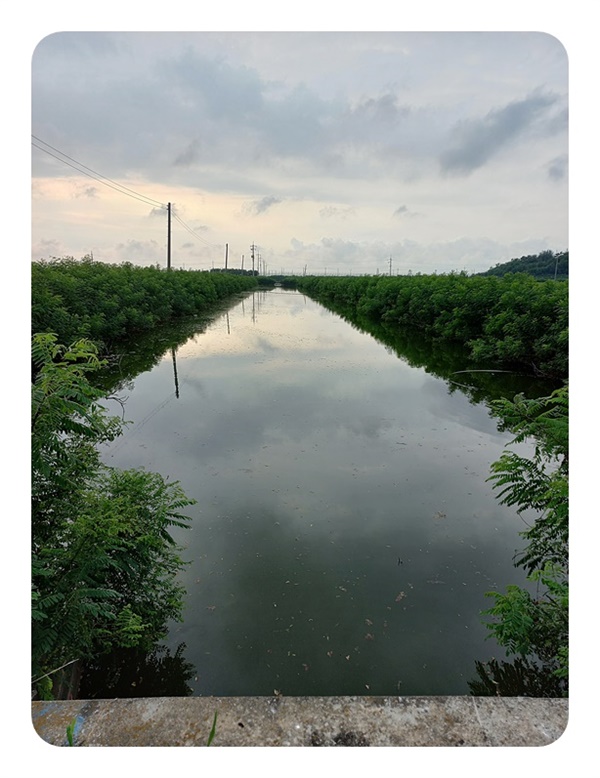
[483,585,535,655]
[32,257,258,348]
[296,271,568,379]
[206,711,218,746]
[482,388,568,695]
[31,334,195,697]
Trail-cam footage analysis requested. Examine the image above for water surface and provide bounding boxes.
[99,289,540,697]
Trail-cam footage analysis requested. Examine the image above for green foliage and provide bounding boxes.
[477,250,568,279]
[32,256,258,349]
[66,719,76,747]
[295,271,567,379]
[31,333,195,697]
[487,387,568,573]
[481,387,568,695]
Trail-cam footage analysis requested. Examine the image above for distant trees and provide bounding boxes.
[478,250,568,280]
[32,256,258,349]
[296,272,568,378]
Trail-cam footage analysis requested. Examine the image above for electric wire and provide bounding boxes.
[32,134,226,259]
[32,135,167,209]
[172,212,220,248]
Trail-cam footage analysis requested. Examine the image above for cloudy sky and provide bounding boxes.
[31,31,568,275]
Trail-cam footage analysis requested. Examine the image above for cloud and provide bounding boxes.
[31,33,568,272]
[547,154,568,181]
[114,239,163,265]
[243,196,282,216]
[174,139,202,167]
[73,185,99,199]
[279,235,557,275]
[392,205,422,219]
[440,91,560,175]
[319,205,355,220]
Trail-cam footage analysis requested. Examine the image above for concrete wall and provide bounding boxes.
[32,695,568,747]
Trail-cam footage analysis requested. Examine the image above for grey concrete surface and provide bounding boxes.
[31,695,568,747]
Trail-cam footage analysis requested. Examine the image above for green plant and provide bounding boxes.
[66,718,76,746]
[31,334,195,697]
[481,387,568,694]
[207,711,218,746]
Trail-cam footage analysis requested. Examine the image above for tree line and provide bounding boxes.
[476,250,568,280]
[294,272,568,379]
[32,256,258,350]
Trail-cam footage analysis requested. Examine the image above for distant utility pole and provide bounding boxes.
[241,254,245,270]
[167,203,172,270]
[225,243,229,270]
[251,243,257,275]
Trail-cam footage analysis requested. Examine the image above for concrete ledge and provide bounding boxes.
[31,695,568,747]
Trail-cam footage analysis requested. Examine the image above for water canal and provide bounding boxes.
[91,288,550,698]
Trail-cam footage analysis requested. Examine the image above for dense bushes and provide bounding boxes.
[32,257,258,348]
[296,272,568,378]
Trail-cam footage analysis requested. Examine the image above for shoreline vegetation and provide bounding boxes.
[31,255,568,699]
[293,271,567,380]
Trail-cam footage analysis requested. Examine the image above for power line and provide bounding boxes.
[171,212,220,249]
[32,134,224,263]
[32,135,166,209]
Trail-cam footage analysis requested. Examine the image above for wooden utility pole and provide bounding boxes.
[167,203,172,270]
[225,243,229,270]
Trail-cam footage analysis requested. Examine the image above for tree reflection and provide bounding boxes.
[468,656,567,698]
[78,643,196,699]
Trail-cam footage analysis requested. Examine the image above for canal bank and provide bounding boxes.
[32,695,567,747]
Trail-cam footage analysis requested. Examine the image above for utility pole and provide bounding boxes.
[251,243,256,275]
[225,243,228,270]
[167,203,172,270]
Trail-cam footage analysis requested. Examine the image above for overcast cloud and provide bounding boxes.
[31,31,568,274]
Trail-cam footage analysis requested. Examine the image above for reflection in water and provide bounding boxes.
[468,657,565,698]
[79,643,196,699]
[171,347,179,399]
[97,289,551,697]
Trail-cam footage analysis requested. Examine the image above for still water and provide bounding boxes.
[98,288,543,697]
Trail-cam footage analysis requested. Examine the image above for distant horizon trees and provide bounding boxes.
[477,250,568,280]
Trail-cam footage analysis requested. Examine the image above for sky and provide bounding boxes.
[31,31,569,276]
